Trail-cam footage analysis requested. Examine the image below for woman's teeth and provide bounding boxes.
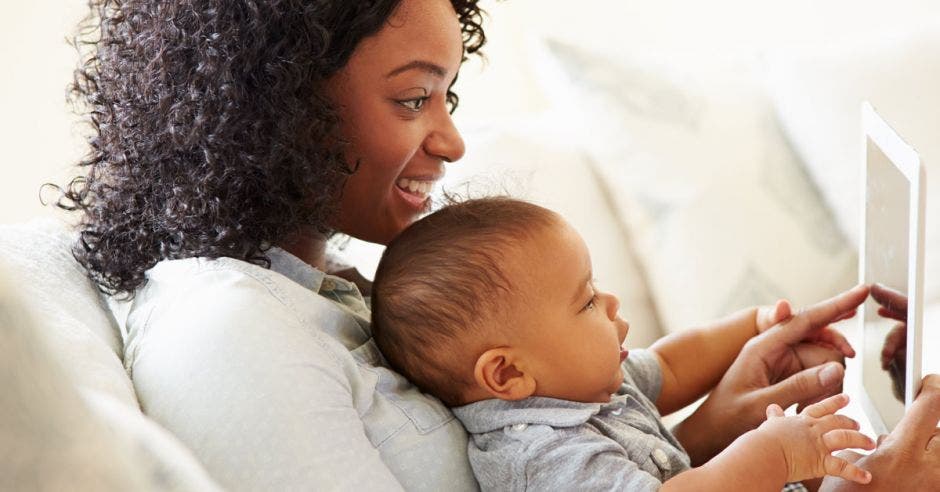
[397,178,434,197]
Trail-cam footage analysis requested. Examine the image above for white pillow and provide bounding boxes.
[0,218,138,408]
[439,117,665,349]
[538,40,858,334]
[766,26,940,304]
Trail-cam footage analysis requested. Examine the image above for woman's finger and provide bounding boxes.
[802,393,850,418]
[871,283,908,312]
[877,306,907,323]
[816,326,856,358]
[876,434,889,446]
[831,309,858,323]
[772,285,869,345]
[823,455,872,484]
[823,429,877,452]
[892,374,940,448]
[926,430,940,453]
[764,363,845,411]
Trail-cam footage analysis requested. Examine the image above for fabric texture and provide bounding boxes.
[536,40,857,334]
[452,349,689,491]
[765,25,940,303]
[125,249,477,491]
[0,264,220,492]
[0,219,137,408]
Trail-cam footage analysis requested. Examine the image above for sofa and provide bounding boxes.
[2,5,939,490]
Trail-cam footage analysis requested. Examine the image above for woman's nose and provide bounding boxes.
[423,111,465,163]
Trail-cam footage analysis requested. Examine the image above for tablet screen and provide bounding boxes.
[862,138,909,432]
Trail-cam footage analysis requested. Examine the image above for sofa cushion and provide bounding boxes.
[0,268,219,491]
[538,40,858,334]
[766,25,940,304]
[0,218,137,408]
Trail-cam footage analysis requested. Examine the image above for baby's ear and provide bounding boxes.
[473,348,536,401]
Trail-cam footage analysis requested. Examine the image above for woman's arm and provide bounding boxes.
[127,270,404,491]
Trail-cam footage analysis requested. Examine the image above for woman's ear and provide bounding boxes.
[473,348,536,401]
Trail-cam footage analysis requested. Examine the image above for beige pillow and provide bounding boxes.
[539,40,857,334]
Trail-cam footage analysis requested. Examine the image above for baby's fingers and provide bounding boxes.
[802,393,850,418]
[823,454,872,484]
[765,403,785,418]
[814,414,862,435]
[822,429,877,452]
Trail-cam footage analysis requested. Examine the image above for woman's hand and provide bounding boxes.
[818,374,940,491]
[757,299,857,387]
[673,285,870,465]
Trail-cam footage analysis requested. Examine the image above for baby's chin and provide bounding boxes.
[606,369,625,397]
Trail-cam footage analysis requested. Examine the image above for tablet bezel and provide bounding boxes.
[857,101,926,436]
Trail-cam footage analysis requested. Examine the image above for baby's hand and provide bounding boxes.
[756,299,792,333]
[759,394,875,484]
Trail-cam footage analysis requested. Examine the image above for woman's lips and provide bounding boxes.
[395,177,437,209]
[620,348,629,362]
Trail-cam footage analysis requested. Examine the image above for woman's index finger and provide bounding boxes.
[775,285,870,344]
[870,283,908,311]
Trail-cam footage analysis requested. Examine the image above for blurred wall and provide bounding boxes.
[3,0,938,224]
[0,2,87,223]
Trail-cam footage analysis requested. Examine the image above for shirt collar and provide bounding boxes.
[452,396,630,434]
[267,247,326,292]
[267,247,361,296]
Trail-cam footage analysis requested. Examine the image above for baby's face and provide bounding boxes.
[506,220,631,403]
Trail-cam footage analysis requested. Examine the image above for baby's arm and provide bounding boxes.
[661,394,875,492]
[650,301,790,414]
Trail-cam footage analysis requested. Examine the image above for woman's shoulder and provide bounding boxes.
[138,255,361,323]
[124,256,477,491]
[126,256,367,369]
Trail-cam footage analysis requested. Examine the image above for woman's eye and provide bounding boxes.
[399,97,429,112]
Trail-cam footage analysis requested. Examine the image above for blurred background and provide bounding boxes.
[2,0,939,349]
[5,0,940,221]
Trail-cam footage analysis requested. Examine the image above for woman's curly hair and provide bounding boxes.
[56,0,486,296]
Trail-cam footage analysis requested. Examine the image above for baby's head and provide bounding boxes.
[372,197,630,407]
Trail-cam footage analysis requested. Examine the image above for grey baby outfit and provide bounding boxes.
[451,349,691,491]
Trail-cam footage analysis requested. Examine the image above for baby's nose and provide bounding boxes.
[604,292,621,320]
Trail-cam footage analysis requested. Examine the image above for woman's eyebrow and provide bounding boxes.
[386,60,447,79]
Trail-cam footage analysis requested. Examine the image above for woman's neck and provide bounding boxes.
[280,231,328,272]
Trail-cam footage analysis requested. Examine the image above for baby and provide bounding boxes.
[371,197,874,491]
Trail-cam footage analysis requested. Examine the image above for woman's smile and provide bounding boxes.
[395,176,441,210]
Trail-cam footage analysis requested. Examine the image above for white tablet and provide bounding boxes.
[858,102,926,435]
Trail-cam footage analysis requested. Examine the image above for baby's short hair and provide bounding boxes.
[371,197,560,406]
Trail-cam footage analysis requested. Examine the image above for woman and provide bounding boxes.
[58,0,936,489]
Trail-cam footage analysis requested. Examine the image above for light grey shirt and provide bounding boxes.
[124,249,477,491]
[451,349,690,491]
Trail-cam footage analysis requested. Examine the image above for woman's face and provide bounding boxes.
[328,0,466,244]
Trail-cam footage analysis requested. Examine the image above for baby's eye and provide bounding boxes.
[583,294,598,312]
[398,97,429,112]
